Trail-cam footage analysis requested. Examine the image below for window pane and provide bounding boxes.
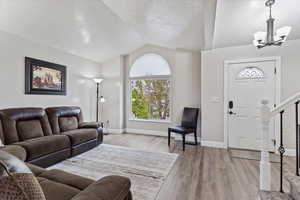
[237,67,265,79]
[130,54,171,78]
[131,79,170,120]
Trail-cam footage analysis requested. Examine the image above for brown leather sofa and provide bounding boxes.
[46,107,102,157]
[0,106,103,167]
[0,148,132,200]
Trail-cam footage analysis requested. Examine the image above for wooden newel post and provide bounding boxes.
[260,99,271,191]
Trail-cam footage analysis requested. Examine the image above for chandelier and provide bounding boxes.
[253,0,291,49]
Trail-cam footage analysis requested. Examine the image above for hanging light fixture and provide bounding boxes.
[253,0,291,49]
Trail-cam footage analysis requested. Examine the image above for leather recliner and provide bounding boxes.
[0,106,103,167]
[0,108,71,167]
[46,106,102,157]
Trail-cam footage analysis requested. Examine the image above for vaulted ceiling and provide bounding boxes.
[213,0,300,48]
[0,0,298,63]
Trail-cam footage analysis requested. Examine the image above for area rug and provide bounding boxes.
[48,144,178,200]
[230,149,280,163]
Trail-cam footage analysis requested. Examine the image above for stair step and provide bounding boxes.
[286,173,300,200]
[259,191,293,200]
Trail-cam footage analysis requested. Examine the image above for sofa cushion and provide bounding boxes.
[71,175,131,200]
[59,116,79,132]
[17,120,44,140]
[15,135,70,161]
[0,150,46,200]
[37,177,80,200]
[0,108,52,144]
[27,163,47,176]
[0,145,27,161]
[63,129,97,146]
[39,169,94,190]
[0,173,46,200]
[46,107,83,135]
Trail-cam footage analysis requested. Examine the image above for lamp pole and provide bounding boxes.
[96,82,99,122]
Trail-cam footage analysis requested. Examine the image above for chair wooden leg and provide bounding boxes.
[194,131,198,145]
[168,129,171,147]
[182,134,185,151]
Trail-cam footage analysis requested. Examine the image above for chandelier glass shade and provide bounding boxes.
[253,0,291,49]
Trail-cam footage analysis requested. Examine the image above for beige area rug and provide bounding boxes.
[230,149,280,163]
[49,144,178,200]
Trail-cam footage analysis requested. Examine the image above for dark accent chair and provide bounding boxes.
[168,107,199,151]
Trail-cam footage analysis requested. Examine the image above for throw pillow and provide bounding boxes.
[0,162,46,200]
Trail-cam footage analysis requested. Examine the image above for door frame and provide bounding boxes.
[223,56,281,150]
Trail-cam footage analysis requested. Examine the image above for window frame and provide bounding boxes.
[128,54,172,123]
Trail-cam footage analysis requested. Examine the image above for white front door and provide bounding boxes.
[227,60,276,151]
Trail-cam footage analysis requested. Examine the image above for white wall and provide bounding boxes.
[0,30,101,121]
[101,56,125,131]
[101,44,201,136]
[201,39,300,148]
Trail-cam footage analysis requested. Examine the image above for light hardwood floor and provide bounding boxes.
[104,133,296,200]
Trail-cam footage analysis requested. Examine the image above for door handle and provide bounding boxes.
[228,111,237,115]
[229,101,234,109]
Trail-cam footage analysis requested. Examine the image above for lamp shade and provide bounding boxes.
[99,96,106,103]
[93,78,103,83]
[276,26,292,38]
[254,31,267,42]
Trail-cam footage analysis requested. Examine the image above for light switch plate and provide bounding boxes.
[210,97,220,103]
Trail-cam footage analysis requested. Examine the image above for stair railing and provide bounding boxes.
[260,91,300,192]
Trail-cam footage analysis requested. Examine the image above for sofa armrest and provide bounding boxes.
[71,175,131,200]
[78,122,101,129]
[0,145,27,161]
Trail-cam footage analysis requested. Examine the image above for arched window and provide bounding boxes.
[129,54,171,121]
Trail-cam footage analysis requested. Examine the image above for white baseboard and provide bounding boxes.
[104,129,125,134]
[125,128,167,137]
[284,149,296,157]
[125,129,200,143]
[123,129,226,149]
[201,140,226,149]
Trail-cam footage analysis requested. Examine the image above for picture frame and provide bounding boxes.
[25,57,67,95]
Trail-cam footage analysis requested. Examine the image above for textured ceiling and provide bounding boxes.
[213,0,300,48]
[0,0,297,62]
[0,0,208,63]
[101,0,205,51]
[0,0,144,62]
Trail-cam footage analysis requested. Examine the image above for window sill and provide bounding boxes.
[128,118,172,124]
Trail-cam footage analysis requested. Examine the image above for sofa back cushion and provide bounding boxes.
[46,107,83,134]
[59,116,78,132]
[17,120,44,141]
[0,108,53,144]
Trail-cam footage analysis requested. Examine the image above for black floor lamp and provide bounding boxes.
[93,78,106,123]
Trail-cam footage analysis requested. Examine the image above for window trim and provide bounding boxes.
[128,54,172,123]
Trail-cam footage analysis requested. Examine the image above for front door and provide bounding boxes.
[227,60,276,151]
